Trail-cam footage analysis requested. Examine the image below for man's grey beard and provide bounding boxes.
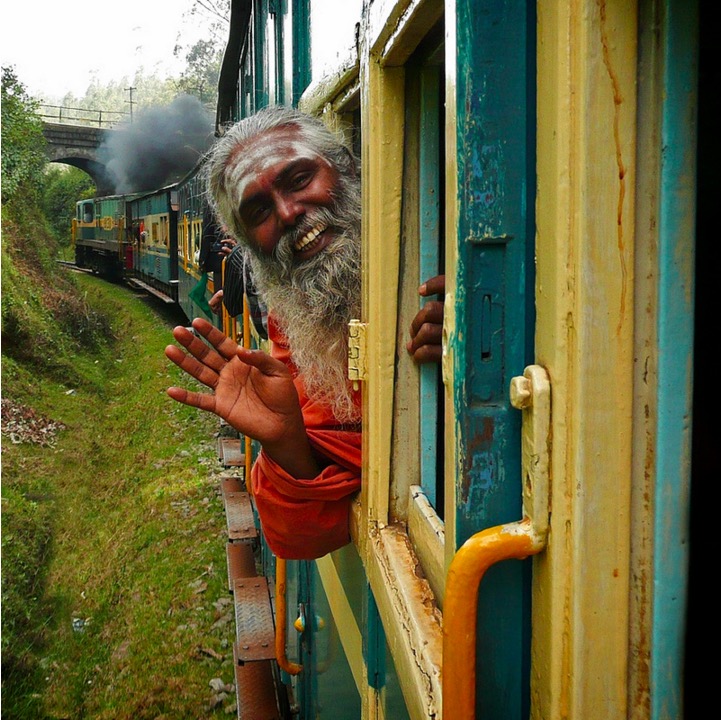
[246,178,362,424]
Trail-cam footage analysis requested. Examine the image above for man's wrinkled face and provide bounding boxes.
[225,126,341,261]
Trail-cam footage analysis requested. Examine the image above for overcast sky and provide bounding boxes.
[1,0,215,101]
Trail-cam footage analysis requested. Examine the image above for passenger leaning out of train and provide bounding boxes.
[165,105,444,559]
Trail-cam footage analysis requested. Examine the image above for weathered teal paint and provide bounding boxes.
[254,0,270,109]
[287,547,366,719]
[366,586,385,691]
[653,1,697,717]
[292,0,311,105]
[452,1,536,717]
[272,0,286,105]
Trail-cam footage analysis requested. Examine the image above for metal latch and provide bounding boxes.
[509,364,551,539]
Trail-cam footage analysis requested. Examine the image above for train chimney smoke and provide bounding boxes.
[98,95,214,194]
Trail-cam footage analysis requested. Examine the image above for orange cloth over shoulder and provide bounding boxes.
[250,317,362,559]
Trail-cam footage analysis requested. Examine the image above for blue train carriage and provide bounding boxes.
[73,194,135,279]
[126,185,180,303]
[213,1,703,719]
[174,168,215,324]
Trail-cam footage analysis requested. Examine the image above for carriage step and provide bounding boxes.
[220,475,244,494]
[220,482,257,542]
[217,437,246,467]
[233,644,282,719]
[126,277,175,303]
[226,541,258,592]
[233,577,276,663]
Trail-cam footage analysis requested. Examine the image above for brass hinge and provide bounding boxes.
[347,319,368,390]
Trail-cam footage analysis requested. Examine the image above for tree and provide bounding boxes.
[41,166,95,246]
[62,72,181,122]
[185,0,231,44]
[173,0,230,108]
[176,38,224,107]
[1,66,47,204]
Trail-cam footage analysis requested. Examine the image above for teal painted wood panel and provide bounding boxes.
[452,1,536,718]
[292,0,311,105]
[305,560,361,720]
[653,2,697,718]
[254,0,270,109]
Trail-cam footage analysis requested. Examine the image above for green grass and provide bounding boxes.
[2,272,240,719]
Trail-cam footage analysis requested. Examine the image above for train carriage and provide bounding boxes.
[174,169,216,324]
[212,1,705,719]
[126,185,180,303]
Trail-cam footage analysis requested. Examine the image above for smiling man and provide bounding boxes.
[165,105,442,559]
[211,109,363,425]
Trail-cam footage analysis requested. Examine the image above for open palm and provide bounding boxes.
[165,318,304,446]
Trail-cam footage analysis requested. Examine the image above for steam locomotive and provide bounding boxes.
[70,0,708,718]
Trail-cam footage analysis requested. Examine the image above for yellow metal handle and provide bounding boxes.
[443,365,551,719]
[275,559,303,675]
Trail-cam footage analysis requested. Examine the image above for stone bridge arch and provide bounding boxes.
[42,122,115,194]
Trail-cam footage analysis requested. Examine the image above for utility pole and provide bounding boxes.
[125,86,136,122]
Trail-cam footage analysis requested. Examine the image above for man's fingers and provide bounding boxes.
[191,317,241,361]
[167,386,218,413]
[165,344,220,388]
[172,316,240,369]
[170,328,227,373]
[409,345,443,365]
[409,301,444,338]
[419,274,446,297]
[235,346,292,378]
[407,323,443,354]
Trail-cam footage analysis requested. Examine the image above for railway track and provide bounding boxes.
[57,259,92,273]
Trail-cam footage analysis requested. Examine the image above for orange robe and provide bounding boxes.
[250,317,362,559]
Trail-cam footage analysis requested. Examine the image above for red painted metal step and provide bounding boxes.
[233,577,276,663]
[217,436,246,467]
[220,480,257,542]
[226,541,257,592]
[233,644,282,720]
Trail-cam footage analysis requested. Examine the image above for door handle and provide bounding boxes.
[443,365,551,719]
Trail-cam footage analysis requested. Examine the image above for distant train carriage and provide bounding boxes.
[126,185,180,303]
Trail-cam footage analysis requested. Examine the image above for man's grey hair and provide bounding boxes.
[203,105,356,245]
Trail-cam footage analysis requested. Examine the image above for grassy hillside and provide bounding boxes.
[2,207,240,718]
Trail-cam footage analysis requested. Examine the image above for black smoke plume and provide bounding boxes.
[97,95,214,194]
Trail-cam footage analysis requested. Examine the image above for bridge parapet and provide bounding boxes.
[39,104,129,129]
[42,122,109,151]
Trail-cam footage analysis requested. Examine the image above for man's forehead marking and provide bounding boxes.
[225,129,331,205]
